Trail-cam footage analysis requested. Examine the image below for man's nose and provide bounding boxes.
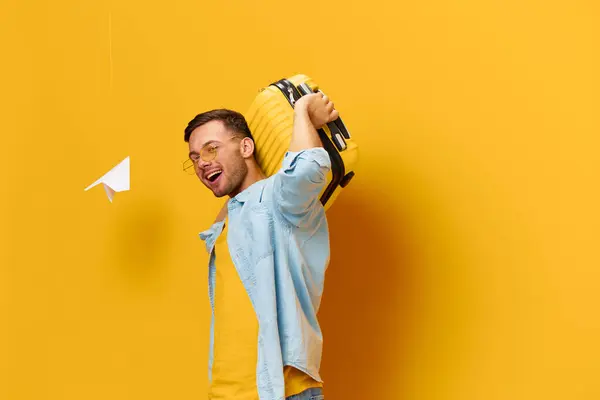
[198,159,212,170]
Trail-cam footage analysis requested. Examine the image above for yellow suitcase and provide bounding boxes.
[245,74,358,211]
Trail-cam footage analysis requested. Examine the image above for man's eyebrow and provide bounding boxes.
[188,140,220,158]
[205,139,220,146]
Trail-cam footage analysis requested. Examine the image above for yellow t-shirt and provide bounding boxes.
[208,218,322,399]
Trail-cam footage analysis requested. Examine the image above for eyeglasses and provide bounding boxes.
[182,137,240,174]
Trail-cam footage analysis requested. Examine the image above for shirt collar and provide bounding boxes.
[199,178,267,248]
[231,178,266,205]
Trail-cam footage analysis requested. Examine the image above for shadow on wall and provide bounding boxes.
[318,186,422,400]
[107,194,175,290]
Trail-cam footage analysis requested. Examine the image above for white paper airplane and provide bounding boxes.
[84,156,130,202]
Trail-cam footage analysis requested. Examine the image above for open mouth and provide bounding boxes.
[206,170,222,183]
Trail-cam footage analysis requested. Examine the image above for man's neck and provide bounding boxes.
[229,163,266,199]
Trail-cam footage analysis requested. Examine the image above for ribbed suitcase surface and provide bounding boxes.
[245,74,358,210]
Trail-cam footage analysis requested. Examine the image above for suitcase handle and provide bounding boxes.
[296,84,350,151]
[297,83,314,96]
[271,78,347,206]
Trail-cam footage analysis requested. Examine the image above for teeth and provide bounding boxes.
[207,170,222,180]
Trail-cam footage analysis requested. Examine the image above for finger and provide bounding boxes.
[326,102,335,113]
[330,109,339,121]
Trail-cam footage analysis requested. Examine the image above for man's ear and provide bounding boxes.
[240,137,255,159]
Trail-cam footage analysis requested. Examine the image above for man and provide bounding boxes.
[183,92,339,400]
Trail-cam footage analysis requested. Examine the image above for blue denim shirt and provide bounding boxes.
[199,147,332,400]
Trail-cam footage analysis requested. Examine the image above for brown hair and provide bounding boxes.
[184,109,254,143]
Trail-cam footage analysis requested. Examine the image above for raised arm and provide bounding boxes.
[287,92,338,151]
[273,92,339,227]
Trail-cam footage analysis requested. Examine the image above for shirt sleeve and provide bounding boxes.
[272,147,331,227]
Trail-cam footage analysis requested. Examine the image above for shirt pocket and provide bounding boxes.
[234,202,275,267]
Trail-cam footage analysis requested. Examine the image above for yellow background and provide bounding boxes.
[1,0,598,399]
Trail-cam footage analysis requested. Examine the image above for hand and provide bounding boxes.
[295,92,339,129]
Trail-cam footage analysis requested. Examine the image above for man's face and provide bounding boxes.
[188,120,248,198]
